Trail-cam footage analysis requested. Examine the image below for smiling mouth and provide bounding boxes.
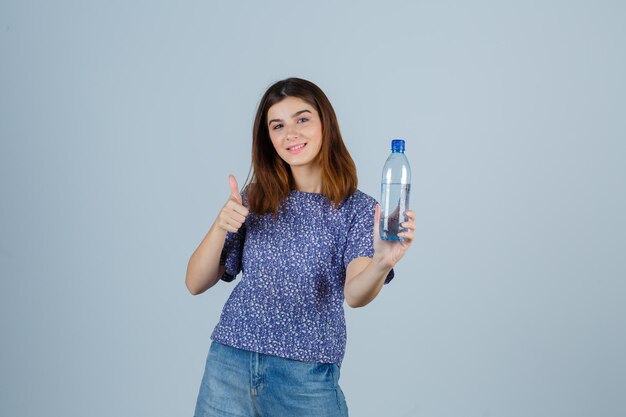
[287,143,307,151]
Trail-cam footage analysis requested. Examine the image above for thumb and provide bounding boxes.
[228,175,242,203]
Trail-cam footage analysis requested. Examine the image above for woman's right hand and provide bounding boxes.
[186,175,248,294]
[216,175,249,233]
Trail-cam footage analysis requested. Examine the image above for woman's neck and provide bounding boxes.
[291,164,322,193]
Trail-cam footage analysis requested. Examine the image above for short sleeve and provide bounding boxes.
[219,227,245,282]
[343,195,394,284]
[219,190,247,282]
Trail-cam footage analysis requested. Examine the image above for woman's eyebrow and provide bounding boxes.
[268,109,312,125]
[291,109,312,118]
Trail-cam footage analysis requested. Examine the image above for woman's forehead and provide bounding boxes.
[268,96,317,118]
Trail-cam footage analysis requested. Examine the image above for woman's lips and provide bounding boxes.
[287,143,307,154]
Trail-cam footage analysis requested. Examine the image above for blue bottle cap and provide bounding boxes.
[391,139,405,152]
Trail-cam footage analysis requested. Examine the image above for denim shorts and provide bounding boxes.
[193,341,349,417]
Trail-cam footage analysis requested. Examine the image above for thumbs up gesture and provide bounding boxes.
[216,175,249,233]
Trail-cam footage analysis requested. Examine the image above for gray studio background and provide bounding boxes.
[1,1,625,416]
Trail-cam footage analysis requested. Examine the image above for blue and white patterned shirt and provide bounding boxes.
[211,189,394,364]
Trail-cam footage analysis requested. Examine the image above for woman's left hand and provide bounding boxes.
[373,204,415,268]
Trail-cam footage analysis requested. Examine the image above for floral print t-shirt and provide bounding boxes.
[211,190,394,364]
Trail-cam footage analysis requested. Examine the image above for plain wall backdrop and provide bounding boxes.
[1,1,625,416]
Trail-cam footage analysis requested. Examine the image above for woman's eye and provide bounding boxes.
[297,117,309,123]
[272,124,283,130]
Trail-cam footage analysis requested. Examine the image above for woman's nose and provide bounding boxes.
[284,124,299,140]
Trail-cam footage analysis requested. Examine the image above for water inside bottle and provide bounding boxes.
[380,183,411,241]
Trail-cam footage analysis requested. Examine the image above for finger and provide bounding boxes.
[221,213,244,230]
[398,231,414,242]
[225,218,244,231]
[219,207,246,227]
[225,200,249,217]
[401,221,416,231]
[226,209,247,225]
[229,175,242,203]
[402,210,416,231]
[218,218,240,233]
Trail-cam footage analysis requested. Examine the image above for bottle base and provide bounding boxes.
[380,233,407,242]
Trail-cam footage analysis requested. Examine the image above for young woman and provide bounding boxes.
[186,78,415,417]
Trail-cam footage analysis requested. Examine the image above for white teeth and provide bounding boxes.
[288,143,306,151]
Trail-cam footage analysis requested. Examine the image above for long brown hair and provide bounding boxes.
[245,78,357,215]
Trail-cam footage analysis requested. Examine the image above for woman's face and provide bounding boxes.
[267,96,323,169]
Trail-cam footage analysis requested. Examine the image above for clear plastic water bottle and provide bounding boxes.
[380,139,411,241]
